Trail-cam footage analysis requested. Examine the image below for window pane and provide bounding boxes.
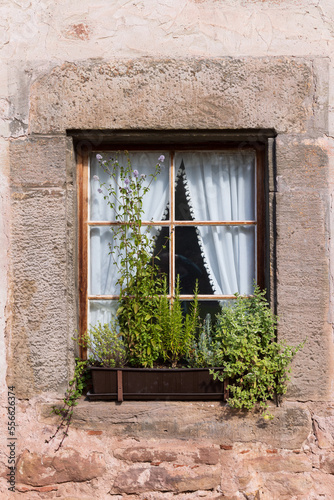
[175,225,256,296]
[89,226,118,296]
[88,300,118,328]
[175,164,193,221]
[152,226,170,284]
[175,226,213,295]
[90,151,170,222]
[182,300,222,323]
[174,152,255,221]
[90,225,166,296]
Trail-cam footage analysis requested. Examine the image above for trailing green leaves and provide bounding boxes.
[210,286,304,415]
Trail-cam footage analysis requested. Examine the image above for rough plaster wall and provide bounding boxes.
[0,0,334,496]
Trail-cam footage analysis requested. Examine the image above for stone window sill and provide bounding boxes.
[39,399,311,449]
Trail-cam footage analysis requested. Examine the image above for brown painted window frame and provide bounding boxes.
[77,136,267,360]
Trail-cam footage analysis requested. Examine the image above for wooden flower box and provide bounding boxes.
[87,367,228,402]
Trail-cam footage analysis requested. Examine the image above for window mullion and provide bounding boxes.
[170,152,175,299]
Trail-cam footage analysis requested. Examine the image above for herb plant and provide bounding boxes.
[211,286,304,414]
[98,153,167,367]
[188,313,219,368]
[96,153,202,368]
[160,276,200,367]
[80,321,127,368]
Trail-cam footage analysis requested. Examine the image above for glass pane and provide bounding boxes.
[180,299,221,324]
[175,164,193,221]
[89,151,170,222]
[88,300,119,328]
[175,226,213,295]
[89,226,117,296]
[89,225,166,296]
[152,226,170,285]
[174,151,255,221]
[175,225,256,296]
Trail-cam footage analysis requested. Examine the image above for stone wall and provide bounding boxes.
[6,399,334,499]
[1,0,334,498]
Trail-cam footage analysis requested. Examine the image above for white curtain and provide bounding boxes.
[89,152,169,326]
[176,152,256,296]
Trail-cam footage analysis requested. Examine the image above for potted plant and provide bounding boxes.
[84,313,227,402]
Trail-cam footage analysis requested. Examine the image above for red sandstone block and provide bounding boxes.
[220,444,233,450]
[112,464,221,494]
[16,448,106,487]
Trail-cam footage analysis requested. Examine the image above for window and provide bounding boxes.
[77,141,266,356]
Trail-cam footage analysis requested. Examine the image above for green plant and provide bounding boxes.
[117,272,165,367]
[160,276,200,367]
[81,321,127,368]
[46,358,89,451]
[211,286,304,414]
[188,313,219,368]
[97,153,167,367]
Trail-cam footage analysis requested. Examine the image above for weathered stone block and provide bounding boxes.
[113,444,219,466]
[16,449,106,486]
[276,135,329,192]
[9,136,67,187]
[245,453,312,473]
[195,447,220,465]
[275,189,331,400]
[114,446,178,463]
[313,412,334,449]
[319,452,334,473]
[257,472,313,499]
[9,187,73,396]
[112,464,221,494]
[16,484,59,493]
[40,401,312,449]
[28,58,322,135]
[310,471,334,498]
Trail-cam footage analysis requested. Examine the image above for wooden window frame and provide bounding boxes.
[77,140,267,359]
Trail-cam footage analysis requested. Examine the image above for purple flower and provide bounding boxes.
[133,169,139,178]
[127,188,132,194]
[97,188,103,194]
[96,154,103,160]
[140,174,146,179]
[93,175,99,181]
[124,178,130,186]
[158,155,165,162]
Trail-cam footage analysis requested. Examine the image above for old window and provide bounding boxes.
[77,142,266,353]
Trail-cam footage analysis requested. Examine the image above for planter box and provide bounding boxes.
[87,367,228,402]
